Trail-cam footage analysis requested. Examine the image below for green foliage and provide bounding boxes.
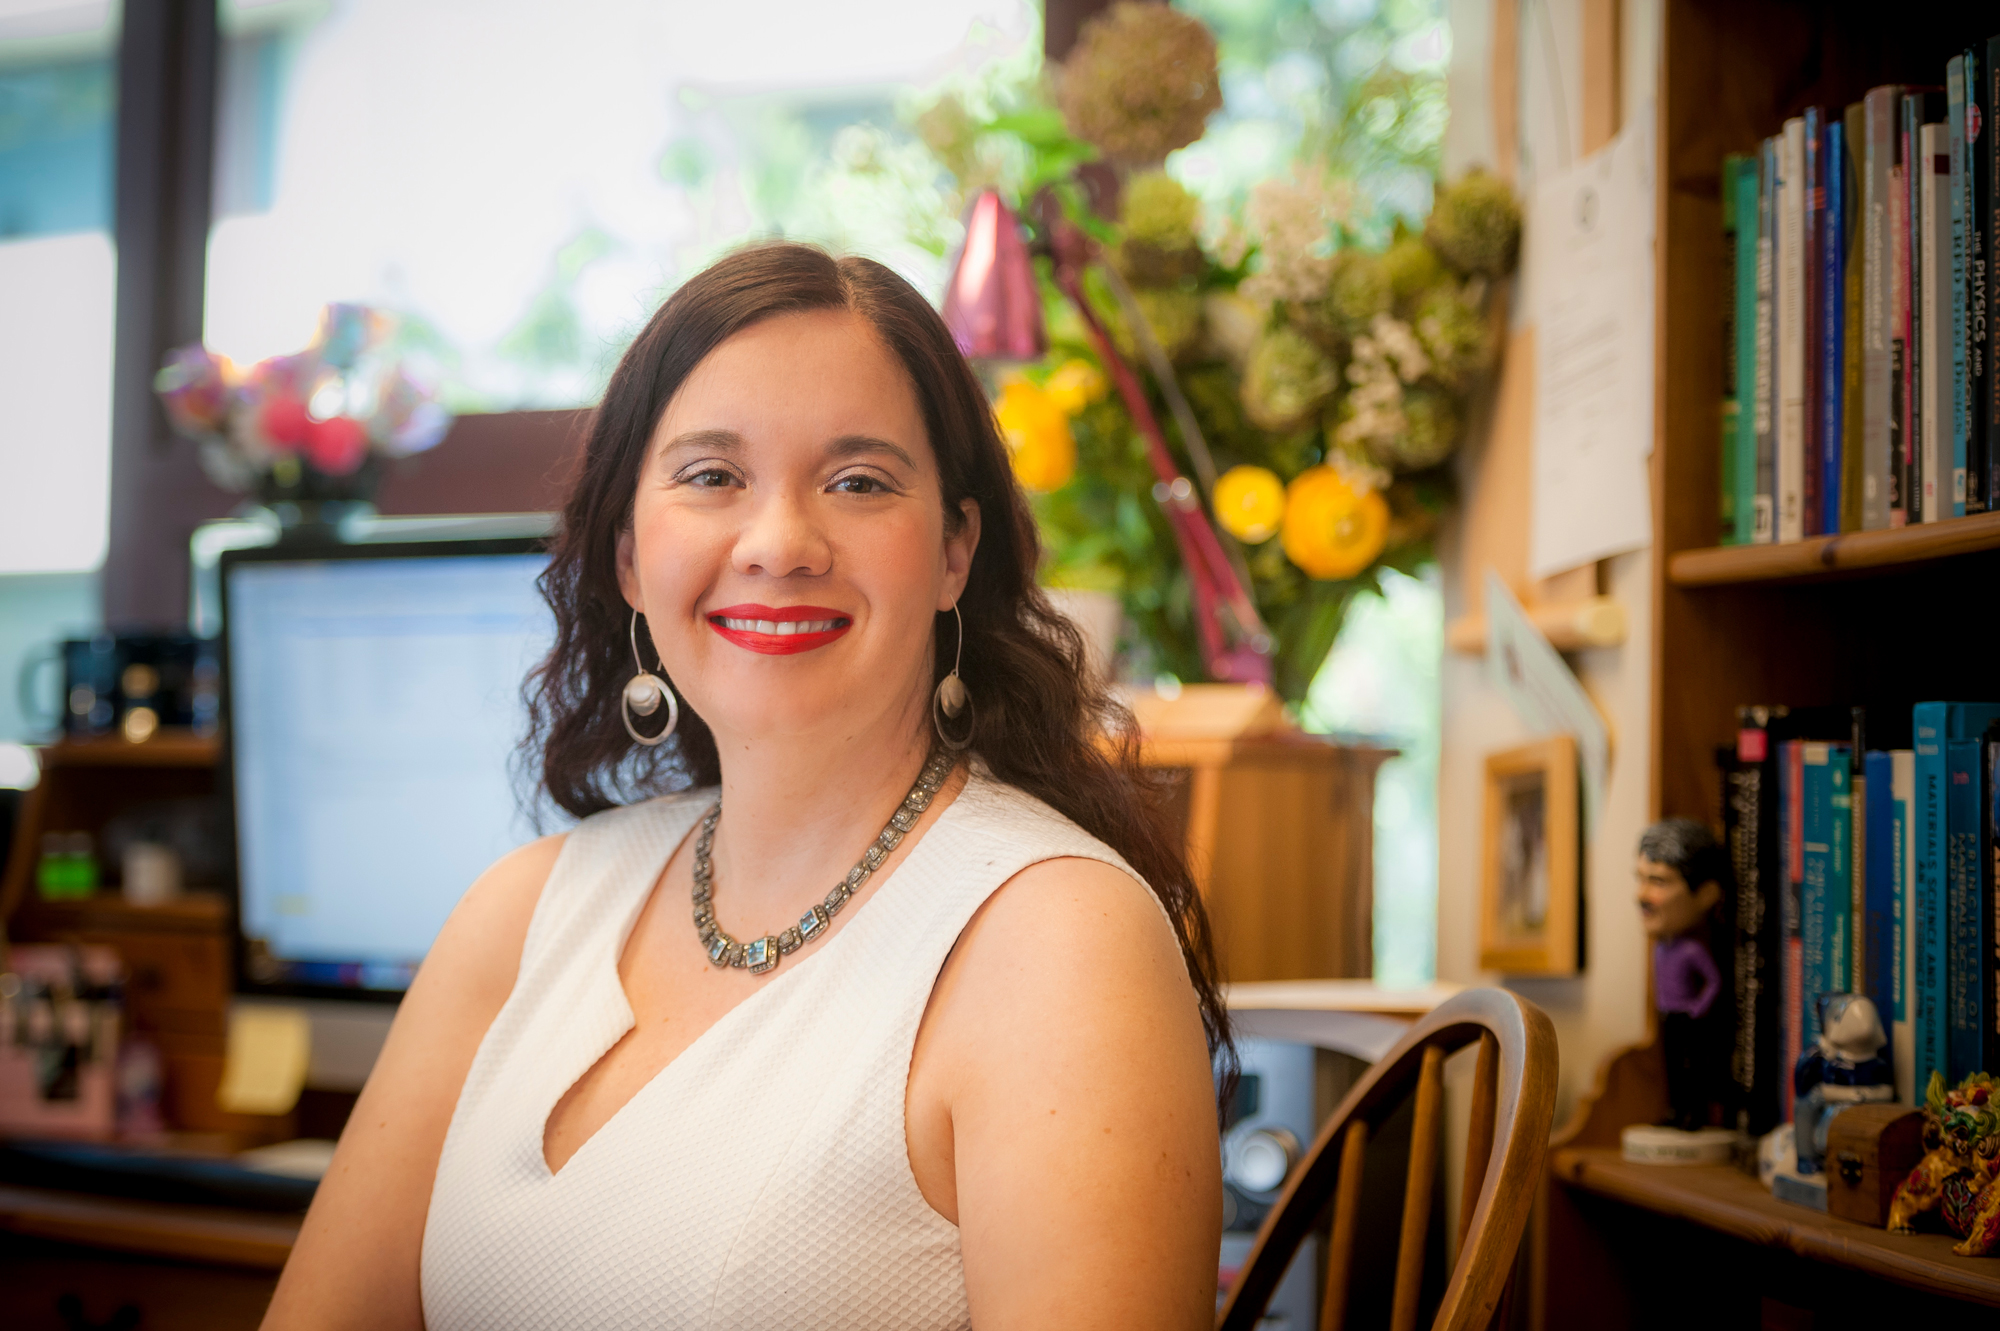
[911,0,1492,701]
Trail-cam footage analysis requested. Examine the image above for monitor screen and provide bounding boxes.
[222,540,557,998]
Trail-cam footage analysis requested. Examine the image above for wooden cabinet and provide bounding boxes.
[1,736,293,1143]
[1131,686,1391,984]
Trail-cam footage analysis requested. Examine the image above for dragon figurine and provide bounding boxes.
[1887,1071,2000,1255]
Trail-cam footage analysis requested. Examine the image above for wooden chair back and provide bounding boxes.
[1217,988,1558,1331]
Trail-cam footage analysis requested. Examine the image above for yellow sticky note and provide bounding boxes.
[217,1006,311,1116]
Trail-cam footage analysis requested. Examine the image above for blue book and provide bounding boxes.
[1913,703,2000,1093]
[1830,749,1853,1012]
[1864,750,1896,1050]
[1823,118,1848,535]
[1988,738,2000,1074]
[1801,743,1851,1048]
[1947,739,1984,1080]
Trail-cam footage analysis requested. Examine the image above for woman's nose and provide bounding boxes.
[732,488,832,579]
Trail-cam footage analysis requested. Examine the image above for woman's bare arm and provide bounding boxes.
[908,857,1222,1330]
[259,834,564,1330]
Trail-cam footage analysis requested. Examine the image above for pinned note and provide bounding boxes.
[217,1005,311,1116]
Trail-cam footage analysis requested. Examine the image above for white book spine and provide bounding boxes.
[1923,123,1951,523]
[1892,748,1916,1104]
[1778,118,1807,541]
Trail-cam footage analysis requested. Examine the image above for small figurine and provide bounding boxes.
[1791,993,1895,1174]
[1636,818,1731,1131]
[1887,1071,2000,1255]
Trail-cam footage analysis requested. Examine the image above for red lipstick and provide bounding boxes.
[706,604,853,655]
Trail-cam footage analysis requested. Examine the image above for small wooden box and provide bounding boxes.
[1826,1103,1925,1228]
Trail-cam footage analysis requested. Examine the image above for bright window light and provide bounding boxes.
[0,231,114,574]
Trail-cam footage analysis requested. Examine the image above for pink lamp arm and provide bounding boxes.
[1047,232,1273,686]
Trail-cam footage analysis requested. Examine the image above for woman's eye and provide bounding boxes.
[830,473,888,494]
[684,467,739,488]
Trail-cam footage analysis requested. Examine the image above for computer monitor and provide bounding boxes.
[219,538,559,1001]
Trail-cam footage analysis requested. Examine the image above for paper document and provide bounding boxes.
[217,1005,311,1116]
[1527,102,1657,579]
[1484,571,1610,830]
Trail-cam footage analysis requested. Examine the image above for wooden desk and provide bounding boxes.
[0,1183,297,1330]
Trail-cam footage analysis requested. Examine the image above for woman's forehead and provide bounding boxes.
[658,309,929,454]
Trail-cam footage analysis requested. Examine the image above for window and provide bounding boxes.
[201,0,1035,409]
[0,1,118,574]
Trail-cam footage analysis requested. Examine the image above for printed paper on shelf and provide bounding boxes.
[1484,569,1610,831]
[1526,101,1657,580]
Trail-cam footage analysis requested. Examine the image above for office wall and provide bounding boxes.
[1437,0,1661,1131]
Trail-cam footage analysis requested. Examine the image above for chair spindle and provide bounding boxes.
[1458,1031,1499,1256]
[1318,1118,1370,1331]
[1390,1043,1446,1331]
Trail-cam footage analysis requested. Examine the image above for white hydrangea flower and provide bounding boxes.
[1237,166,1361,306]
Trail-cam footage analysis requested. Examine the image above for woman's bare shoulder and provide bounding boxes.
[923,852,1199,1083]
[419,832,568,1006]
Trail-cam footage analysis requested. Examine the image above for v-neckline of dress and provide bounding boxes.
[539,771,981,1180]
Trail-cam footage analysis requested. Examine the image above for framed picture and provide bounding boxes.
[1479,735,1580,976]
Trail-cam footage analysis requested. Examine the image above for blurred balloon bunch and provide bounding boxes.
[919,0,1520,699]
[154,304,451,500]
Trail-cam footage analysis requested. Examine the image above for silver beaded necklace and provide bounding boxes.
[692,749,956,976]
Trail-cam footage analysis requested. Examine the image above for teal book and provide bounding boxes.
[1947,738,1984,1080]
[1801,743,1852,1047]
[1736,154,1763,542]
[1913,702,2000,1094]
[1722,154,1744,542]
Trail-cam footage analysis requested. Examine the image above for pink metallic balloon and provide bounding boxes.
[942,190,1046,363]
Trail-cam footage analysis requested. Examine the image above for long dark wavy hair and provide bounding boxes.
[522,242,1232,1065]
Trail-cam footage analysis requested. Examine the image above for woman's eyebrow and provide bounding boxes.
[662,428,743,453]
[826,434,918,470]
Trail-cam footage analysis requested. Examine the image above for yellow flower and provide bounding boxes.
[994,379,1077,492]
[1214,465,1285,543]
[1043,359,1108,415]
[1281,466,1389,580]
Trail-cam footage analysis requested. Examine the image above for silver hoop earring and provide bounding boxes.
[623,609,679,747]
[932,603,973,751]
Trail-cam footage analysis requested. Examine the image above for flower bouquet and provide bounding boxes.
[921,2,1521,701]
[154,304,451,521]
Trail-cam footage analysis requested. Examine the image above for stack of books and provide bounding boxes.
[1719,37,2000,545]
[1718,702,2000,1134]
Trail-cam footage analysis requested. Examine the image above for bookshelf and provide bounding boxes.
[1652,0,2000,831]
[1540,3,2000,1325]
[1667,510,2000,585]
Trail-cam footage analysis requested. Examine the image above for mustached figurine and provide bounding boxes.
[1636,818,1731,1132]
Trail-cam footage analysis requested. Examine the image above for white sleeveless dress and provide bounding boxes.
[420,768,1142,1330]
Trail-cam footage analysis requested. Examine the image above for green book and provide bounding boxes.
[1726,153,1760,543]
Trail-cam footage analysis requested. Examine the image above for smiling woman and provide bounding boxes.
[258,244,1230,1331]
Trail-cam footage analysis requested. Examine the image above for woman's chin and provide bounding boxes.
[695,693,905,748]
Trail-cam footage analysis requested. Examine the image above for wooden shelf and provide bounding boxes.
[12,891,229,937]
[38,733,221,770]
[1551,1147,2000,1308]
[1668,511,2000,587]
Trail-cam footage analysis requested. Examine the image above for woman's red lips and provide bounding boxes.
[706,604,852,656]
